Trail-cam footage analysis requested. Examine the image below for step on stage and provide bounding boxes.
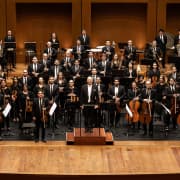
[66,128,114,145]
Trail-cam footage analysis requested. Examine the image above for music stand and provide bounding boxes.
[24,42,36,64]
[118,42,128,51]
[4,42,16,75]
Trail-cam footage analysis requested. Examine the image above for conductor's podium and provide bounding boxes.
[66,128,114,145]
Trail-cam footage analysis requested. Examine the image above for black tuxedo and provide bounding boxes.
[71,64,83,76]
[83,57,97,70]
[98,60,111,75]
[147,46,161,61]
[174,34,180,46]
[18,76,33,91]
[124,46,136,63]
[49,65,62,79]
[39,59,51,83]
[44,47,57,64]
[44,84,59,101]
[102,46,115,61]
[127,88,141,101]
[108,85,125,101]
[60,57,74,73]
[72,45,85,60]
[32,97,49,141]
[78,35,90,49]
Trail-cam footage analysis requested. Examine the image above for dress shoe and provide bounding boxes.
[149,131,153,137]
[143,131,147,136]
[42,139,47,143]
[35,139,39,143]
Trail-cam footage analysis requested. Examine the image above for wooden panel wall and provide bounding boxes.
[2,0,180,63]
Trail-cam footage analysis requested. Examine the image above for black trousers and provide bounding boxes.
[35,120,46,140]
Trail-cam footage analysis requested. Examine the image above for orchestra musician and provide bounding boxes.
[72,39,85,61]
[61,51,74,73]
[164,77,180,129]
[84,51,97,71]
[155,29,167,68]
[0,40,5,71]
[49,32,60,52]
[4,30,16,69]
[80,76,99,133]
[44,41,57,65]
[32,90,49,143]
[111,53,126,70]
[18,69,33,91]
[71,59,83,79]
[78,29,90,50]
[168,66,178,81]
[65,79,79,130]
[124,40,136,64]
[107,77,125,128]
[49,59,62,80]
[125,62,137,78]
[102,40,115,61]
[127,81,141,129]
[39,53,51,83]
[33,77,46,97]
[174,29,180,47]
[140,80,156,136]
[28,56,43,88]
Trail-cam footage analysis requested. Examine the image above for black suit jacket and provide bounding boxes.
[44,47,57,60]
[80,84,99,105]
[108,85,125,101]
[18,76,33,91]
[124,46,136,62]
[174,35,180,46]
[102,46,115,61]
[72,45,85,60]
[78,35,90,49]
[44,84,59,101]
[155,35,167,52]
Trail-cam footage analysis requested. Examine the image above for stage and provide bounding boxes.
[0,141,180,179]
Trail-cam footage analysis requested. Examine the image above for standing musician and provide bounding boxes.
[65,79,79,130]
[32,90,49,143]
[140,80,156,136]
[80,76,99,133]
[19,85,34,129]
[147,40,162,65]
[164,77,180,129]
[127,81,141,129]
[72,39,85,61]
[49,32,60,52]
[39,53,51,84]
[124,40,136,64]
[147,62,161,87]
[107,77,125,128]
[18,69,33,91]
[44,76,59,128]
[78,29,90,50]
[4,30,16,69]
[0,79,11,131]
[44,41,57,65]
[0,40,5,71]
[155,29,167,68]
[102,40,115,61]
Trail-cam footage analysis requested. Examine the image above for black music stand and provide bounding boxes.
[118,42,128,50]
[24,42,36,64]
[4,42,16,75]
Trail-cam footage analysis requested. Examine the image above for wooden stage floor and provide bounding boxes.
[0,141,180,177]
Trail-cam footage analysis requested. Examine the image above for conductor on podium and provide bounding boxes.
[80,76,99,132]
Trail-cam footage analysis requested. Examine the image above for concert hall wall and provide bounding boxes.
[0,0,180,63]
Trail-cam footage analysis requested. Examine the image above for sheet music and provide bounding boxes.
[49,102,57,116]
[126,104,133,118]
[3,103,12,117]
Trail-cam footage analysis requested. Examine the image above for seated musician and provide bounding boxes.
[107,77,125,128]
[32,90,49,143]
[80,76,99,133]
[49,59,62,80]
[125,62,137,78]
[72,39,85,61]
[111,53,126,70]
[65,79,79,130]
[168,66,179,82]
[140,80,156,136]
[102,40,115,61]
[124,40,136,65]
[164,77,180,129]
[127,81,141,129]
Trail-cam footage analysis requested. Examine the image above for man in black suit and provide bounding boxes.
[80,76,99,132]
[83,51,97,71]
[102,40,115,61]
[71,59,83,78]
[155,29,167,68]
[78,29,90,50]
[18,69,33,91]
[4,30,16,69]
[28,56,43,88]
[39,53,51,83]
[32,90,49,143]
[44,41,57,65]
[124,40,136,64]
[72,39,85,61]
[140,80,156,136]
[107,77,125,127]
[49,59,62,80]
[174,29,180,47]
